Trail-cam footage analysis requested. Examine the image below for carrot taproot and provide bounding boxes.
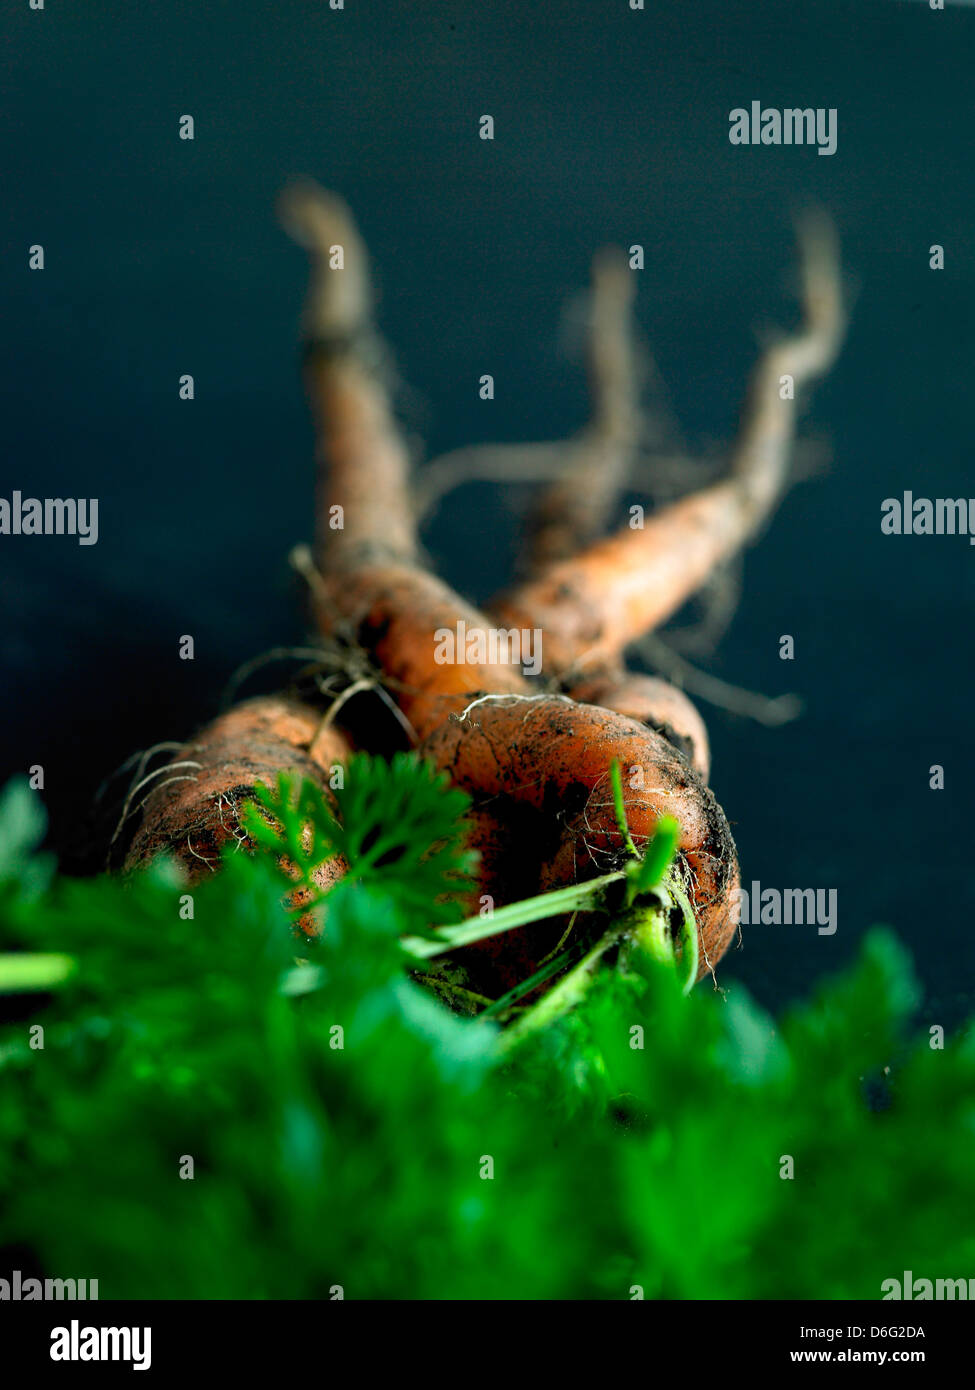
[123,696,350,910]
[281,181,528,740]
[282,181,742,984]
[526,245,640,569]
[492,211,844,675]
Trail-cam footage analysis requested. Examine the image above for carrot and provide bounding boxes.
[282,182,742,985]
[277,181,419,569]
[409,243,651,548]
[117,187,762,1000]
[508,247,712,786]
[419,696,738,987]
[280,182,527,740]
[492,211,845,675]
[565,669,711,781]
[123,696,350,908]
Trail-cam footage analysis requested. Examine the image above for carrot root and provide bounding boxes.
[492,212,845,675]
[419,694,739,987]
[123,696,350,890]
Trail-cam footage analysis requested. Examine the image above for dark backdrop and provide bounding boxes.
[2,0,973,1020]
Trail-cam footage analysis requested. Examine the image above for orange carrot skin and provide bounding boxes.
[308,359,419,564]
[567,670,711,781]
[312,564,526,739]
[312,564,737,981]
[124,696,350,896]
[420,695,739,985]
[494,480,743,674]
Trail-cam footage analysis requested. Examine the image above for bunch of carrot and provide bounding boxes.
[124,183,843,996]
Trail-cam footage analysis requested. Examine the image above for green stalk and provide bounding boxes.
[405,775,697,1018]
[609,759,639,860]
[499,930,624,1050]
[628,875,699,994]
[402,869,625,960]
[0,953,75,993]
[499,869,699,1047]
[479,939,588,1020]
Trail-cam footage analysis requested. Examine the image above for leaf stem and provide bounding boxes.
[403,869,626,960]
[0,953,76,993]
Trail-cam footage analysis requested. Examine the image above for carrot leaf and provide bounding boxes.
[0,777,972,1302]
[243,753,477,932]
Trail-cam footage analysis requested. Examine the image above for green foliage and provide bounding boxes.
[0,767,972,1300]
[609,757,680,902]
[244,754,477,931]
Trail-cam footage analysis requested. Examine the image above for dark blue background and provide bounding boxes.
[2,0,973,1019]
